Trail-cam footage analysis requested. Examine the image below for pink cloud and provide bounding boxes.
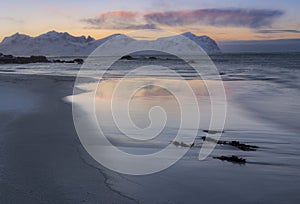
[82,8,283,30]
[82,10,157,29]
[144,9,284,28]
[97,11,137,18]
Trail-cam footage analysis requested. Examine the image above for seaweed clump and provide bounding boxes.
[201,137,258,151]
[213,155,246,164]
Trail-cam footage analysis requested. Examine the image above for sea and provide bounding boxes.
[0,53,299,203]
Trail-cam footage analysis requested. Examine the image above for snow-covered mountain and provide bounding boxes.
[181,32,221,54]
[0,31,221,56]
[0,31,120,56]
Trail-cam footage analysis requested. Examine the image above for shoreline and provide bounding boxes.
[0,73,136,203]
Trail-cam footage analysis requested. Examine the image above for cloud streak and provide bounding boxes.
[144,9,283,28]
[82,9,284,30]
[0,17,23,23]
[256,29,300,33]
[81,11,158,30]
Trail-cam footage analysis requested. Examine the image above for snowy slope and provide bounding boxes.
[0,31,95,56]
[181,32,221,54]
[0,31,221,56]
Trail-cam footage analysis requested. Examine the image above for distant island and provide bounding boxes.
[0,31,221,56]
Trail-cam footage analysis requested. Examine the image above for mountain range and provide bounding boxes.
[0,31,221,56]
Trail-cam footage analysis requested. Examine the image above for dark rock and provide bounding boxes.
[0,70,15,72]
[173,141,194,148]
[15,57,30,64]
[203,130,224,134]
[202,136,258,151]
[0,54,84,65]
[4,54,14,59]
[121,55,133,60]
[74,58,84,64]
[29,56,49,63]
[148,56,157,60]
[229,141,258,151]
[214,155,246,164]
[52,58,83,64]
[0,54,49,64]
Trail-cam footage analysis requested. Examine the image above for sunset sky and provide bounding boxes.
[1,0,300,41]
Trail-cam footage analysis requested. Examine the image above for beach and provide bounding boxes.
[0,70,299,203]
[0,74,136,203]
[0,54,300,204]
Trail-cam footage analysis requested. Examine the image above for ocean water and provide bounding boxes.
[1,53,300,203]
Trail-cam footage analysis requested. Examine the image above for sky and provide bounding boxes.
[1,0,300,41]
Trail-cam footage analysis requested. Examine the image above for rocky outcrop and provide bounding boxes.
[0,53,84,64]
[0,55,49,64]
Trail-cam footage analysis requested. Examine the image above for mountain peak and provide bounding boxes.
[10,32,30,38]
[182,32,210,39]
[46,30,60,34]
[1,32,31,44]
[182,32,197,37]
[180,32,221,54]
[87,35,94,42]
[35,30,96,44]
[38,30,71,38]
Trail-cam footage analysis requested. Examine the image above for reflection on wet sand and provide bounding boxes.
[94,77,226,145]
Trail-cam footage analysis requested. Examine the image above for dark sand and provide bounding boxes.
[0,74,136,203]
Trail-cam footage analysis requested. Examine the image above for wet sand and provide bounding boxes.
[0,74,136,203]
